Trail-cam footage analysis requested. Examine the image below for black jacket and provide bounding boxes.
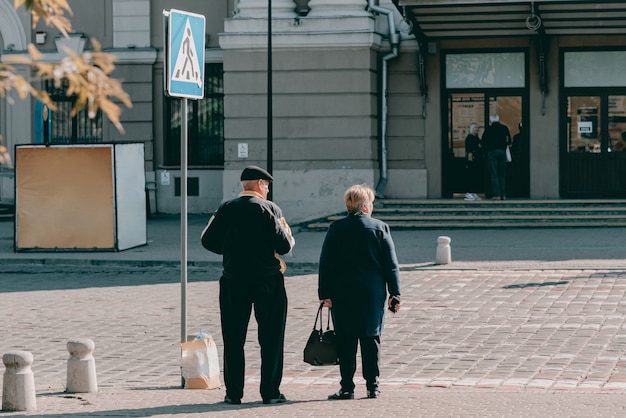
[482,122,511,151]
[465,133,482,159]
[201,193,293,278]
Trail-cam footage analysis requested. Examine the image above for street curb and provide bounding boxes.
[0,257,324,273]
[0,257,221,268]
[2,257,624,272]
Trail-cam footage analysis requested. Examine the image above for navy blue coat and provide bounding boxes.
[318,213,401,337]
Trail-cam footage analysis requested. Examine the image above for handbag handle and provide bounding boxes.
[314,303,334,332]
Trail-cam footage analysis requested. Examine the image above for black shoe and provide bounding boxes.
[367,389,380,399]
[328,390,354,400]
[263,393,287,404]
[224,396,241,405]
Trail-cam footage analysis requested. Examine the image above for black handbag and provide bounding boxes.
[303,303,339,366]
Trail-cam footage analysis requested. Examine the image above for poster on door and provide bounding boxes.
[451,95,484,158]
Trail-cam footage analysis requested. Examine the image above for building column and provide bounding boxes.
[237,0,296,18]
[308,0,369,17]
[221,0,380,222]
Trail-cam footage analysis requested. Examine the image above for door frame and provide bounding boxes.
[442,90,529,198]
[440,48,530,198]
[559,90,626,197]
[559,47,626,198]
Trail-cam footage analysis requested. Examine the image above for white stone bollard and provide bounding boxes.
[66,338,98,393]
[435,236,452,265]
[2,351,37,411]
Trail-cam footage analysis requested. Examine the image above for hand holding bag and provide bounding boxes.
[303,303,339,366]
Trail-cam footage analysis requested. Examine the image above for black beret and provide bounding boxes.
[240,165,274,181]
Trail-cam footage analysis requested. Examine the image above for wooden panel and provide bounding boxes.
[16,146,115,250]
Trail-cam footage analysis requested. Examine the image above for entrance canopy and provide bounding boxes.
[394,0,626,39]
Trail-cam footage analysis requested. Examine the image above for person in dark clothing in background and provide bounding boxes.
[482,114,512,200]
[201,165,295,405]
[464,122,483,201]
[318,184,401,401]
[510,121,529,197]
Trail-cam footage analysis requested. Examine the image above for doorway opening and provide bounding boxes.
[444,93,528,199]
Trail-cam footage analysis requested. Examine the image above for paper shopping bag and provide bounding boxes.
[181,332,221,389]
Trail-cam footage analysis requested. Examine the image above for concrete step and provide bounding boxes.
[302,199,626,230]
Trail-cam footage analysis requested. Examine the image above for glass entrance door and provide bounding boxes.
[445,93,527,198]
[562,94,626,197]
[445,93,485,199]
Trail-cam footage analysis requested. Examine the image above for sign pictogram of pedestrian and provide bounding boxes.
[165,9,205,99]
[173,21,200,84]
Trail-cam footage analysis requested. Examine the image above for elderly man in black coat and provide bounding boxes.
[318,184,401,400]
[201,165,295,405]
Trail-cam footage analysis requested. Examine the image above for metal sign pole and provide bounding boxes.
[180,97,188,388]
[164,8,204,388]
[181,97,188,349]
[267,0,273,200]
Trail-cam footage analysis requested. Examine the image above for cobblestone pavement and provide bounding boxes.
[2,264,626,417]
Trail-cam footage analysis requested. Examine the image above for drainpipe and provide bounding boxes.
[369,1,400,198]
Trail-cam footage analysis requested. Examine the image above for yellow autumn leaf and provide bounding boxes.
[3,1,130,134]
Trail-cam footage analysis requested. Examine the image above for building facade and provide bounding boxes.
[1,0,626,224]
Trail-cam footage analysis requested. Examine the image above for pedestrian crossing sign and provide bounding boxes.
[165,9,206,99]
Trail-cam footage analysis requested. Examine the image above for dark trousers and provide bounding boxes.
[465,160,483,194]
[219,273,287,401]
[487,149,507,198]
[337,334,381,392]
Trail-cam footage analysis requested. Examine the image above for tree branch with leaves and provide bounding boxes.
[0,0,132,167]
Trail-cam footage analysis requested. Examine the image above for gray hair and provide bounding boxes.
[344,184,375,214]
[489,114,500,123]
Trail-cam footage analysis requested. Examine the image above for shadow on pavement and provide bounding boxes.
[0,264,221,293]
[24,389,326,417]
[503,280,570,289]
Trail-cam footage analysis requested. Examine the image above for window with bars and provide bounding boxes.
[164,63,224,167]
[43,79,103,143]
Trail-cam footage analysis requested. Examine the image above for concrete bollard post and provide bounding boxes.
[2,351,37,411]
[66,338,98,393]
[435,236,452,265]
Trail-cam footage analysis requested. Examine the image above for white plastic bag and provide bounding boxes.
[181,330,221,389]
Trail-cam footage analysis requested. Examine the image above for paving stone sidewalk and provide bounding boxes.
[2,264,626,417]
[2,217,626,416]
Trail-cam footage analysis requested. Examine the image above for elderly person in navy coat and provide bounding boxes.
[318,184,401,400]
